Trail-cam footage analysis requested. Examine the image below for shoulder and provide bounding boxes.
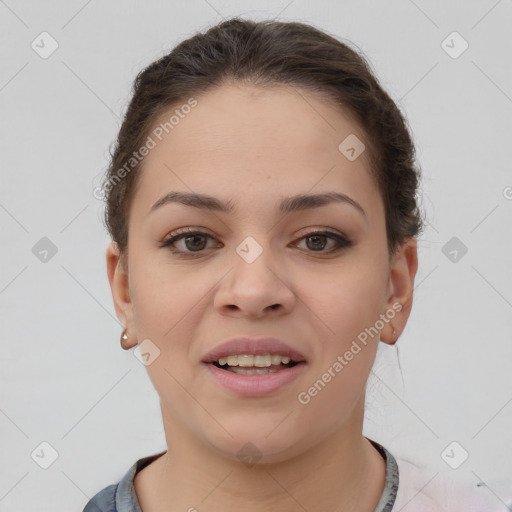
[82,483,118,512]
[394,457,510,512]
[82,451,166,512]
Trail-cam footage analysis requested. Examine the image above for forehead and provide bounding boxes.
[131,83,380,220]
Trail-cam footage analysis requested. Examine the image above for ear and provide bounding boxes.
[380,237,418,345]
[106,242,138,349]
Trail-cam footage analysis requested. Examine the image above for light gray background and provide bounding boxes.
[1,1,511,510]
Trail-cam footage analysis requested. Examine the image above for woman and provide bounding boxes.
[84,17,505,512]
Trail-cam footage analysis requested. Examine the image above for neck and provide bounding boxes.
[135,400,386,511]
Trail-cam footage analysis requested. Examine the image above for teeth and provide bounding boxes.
[217,354,292,367]
[228,367,280,375]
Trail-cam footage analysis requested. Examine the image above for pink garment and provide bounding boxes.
[393,457,511,511]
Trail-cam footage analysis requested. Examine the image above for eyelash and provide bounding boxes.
[159,227,353,257]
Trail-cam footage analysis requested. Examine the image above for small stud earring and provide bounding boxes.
[120,328,130,350]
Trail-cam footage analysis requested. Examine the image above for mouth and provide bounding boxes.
[201,338,308,395]
[203,357,307,397]
[201,337,307,366]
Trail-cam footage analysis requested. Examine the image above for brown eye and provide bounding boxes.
[160,230,219,255]
[295,230,352,254]
[181,233,208,251]
[305,234,329,251]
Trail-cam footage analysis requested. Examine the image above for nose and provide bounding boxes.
[213,241,296,319]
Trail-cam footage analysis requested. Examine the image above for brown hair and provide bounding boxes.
[100,17,424,266]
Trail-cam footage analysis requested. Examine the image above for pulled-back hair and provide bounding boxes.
[100,17,424,264]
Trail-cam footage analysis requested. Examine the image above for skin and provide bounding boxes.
[106,82,418,512]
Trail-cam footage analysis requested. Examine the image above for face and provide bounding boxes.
[107,83,417,463]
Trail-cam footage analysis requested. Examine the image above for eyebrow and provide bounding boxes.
[147,191,366,219]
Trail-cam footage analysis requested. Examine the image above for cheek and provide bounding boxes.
[294,260,385,406]
[130,246,200,330]
[129,262,204,410]
[294,270,383,428]
[299,261,387,345]
[129,260,205,386]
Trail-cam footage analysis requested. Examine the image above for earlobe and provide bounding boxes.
[381,238,418,345]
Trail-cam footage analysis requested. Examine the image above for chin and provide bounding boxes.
[207,430,307,466]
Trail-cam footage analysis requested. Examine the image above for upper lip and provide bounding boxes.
[202,337,307,363]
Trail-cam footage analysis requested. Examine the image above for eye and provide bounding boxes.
[159,228,220,256]
[293,230,352,254]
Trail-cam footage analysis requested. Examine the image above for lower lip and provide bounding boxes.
[203,362,307,397]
